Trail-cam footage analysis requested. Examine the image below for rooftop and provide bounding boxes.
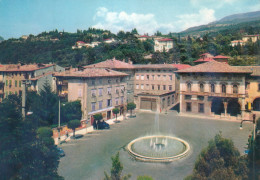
[54,68,128,78]
[235,66,260,76]
[133,64,177,69]
[158,38,173,42]
[177,61,252,74]
[84,58,134,69]
[171,64,191,70]
[0,64,54,72]
[213,55,229,59]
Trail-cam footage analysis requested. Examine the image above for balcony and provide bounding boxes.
[181,91,243,98]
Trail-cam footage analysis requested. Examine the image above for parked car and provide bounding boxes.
[70,134,84,139]
[98,120,110,129]
[57,147,65,157]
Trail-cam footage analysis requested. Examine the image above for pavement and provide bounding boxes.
[54,114,129,145]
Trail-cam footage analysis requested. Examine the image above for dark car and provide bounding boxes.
[70,134,84,139]
[98,121,110,129]
[57,147,65,157]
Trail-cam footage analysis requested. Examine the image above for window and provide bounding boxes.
[210,84,215,93]
[107,87,111,94]
[158,85,160,90]
[91,102,96,111]
[136,75,139,80]
[198,103,204,113]
[187,83,191,92]
[121,96,124,104]
[163,75,166,80]
[98,101,103,109]
[169,85,172,91]
[98,88,103,96]
[163,85,166,90]
[152,85,155,90]
[91,89,96,97]
[121,85,125,92]
[6,80,8,86]
[115,87,120,94]
[91,80,95,85]
[141,84,144,89]
[115,97,119,105]
[185,95,192,100]
[222,84,226,93]
[141,75,144,80]
[15,80,17,87]
[186,102,192,112]
[199,83,204,92]
[233,85,238,94]
[107,99,112,107]
[9,80,12,86]
[147,75,149,80]
[197,96,204,101]
[136,84,139,89]
[169,75,173,80]
[78,89,82,97]
[19,81,21,87]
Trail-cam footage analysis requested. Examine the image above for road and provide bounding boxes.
[58,110,253,180]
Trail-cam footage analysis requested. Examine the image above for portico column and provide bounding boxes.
[223,102,228,117]
[240,97,246,119]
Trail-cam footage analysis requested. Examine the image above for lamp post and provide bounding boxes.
[58,97,61,144]
[240,114,256,180]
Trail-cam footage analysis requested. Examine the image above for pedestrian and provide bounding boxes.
[66,131,69,137]
[93,120,97,129]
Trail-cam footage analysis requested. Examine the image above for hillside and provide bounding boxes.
[181,11,260,36]
[0,36,4,41]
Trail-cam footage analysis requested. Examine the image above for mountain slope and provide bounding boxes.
[181,11,260,35]
[0,36,4,41]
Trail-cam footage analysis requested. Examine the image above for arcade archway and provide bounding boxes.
[253,98,260,111]
[227,99,241,116]
[211,98,224,115]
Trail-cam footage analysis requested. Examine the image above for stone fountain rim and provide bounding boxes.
[126,135,190,162]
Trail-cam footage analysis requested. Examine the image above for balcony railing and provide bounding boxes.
[180,91,243,98]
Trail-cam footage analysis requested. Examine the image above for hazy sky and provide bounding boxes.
[0,0,259,39]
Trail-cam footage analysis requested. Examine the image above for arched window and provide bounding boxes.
[187,83,191,92]
[222,84,226,93]
[199,83,204,92]
[233,85,238,94]
[210,84,215,93]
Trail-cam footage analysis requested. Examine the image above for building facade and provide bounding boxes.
[154,38,173,52]
[0,63,64,101]
[177,61,251,119]
[54,68,128,122]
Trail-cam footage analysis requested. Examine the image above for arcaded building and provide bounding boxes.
[177,61,251,119]
[54,68,128,121]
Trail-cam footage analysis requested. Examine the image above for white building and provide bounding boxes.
[154,38,173,52]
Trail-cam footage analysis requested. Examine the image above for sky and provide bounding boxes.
[0,0,260,39]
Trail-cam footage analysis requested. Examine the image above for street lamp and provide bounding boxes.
[240,114,256,180]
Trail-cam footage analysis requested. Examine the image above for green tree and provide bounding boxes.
[104,152,131,180]
[185,132,249,180]
[137,175,153,180]
[67,120,81,137]
[0,95,63,180]
[112,108,120,121]
[94,113,103,129]
[127,102,136,117]
[37,127,54,145]
[61,100,82,123]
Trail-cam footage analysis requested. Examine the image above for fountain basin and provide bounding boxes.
[126,135,190,162]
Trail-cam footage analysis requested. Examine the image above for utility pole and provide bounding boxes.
[21,81,26,118]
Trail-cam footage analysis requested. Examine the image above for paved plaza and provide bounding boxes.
[58,110,253,180]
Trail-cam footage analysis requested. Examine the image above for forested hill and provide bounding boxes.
[0,36,3,41]
[181,11,260,36]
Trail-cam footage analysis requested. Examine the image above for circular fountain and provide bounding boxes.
[126,135,190,162]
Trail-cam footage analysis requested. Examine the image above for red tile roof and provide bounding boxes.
[171,64,191,70]
[177,61,251,74]
[54,68,128,78]
[213,55,229,59]
[194,57,214,63]
[158,38,173,42]
[84,59,134,69]
[133,64,176,69]
[0,64,54,72]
